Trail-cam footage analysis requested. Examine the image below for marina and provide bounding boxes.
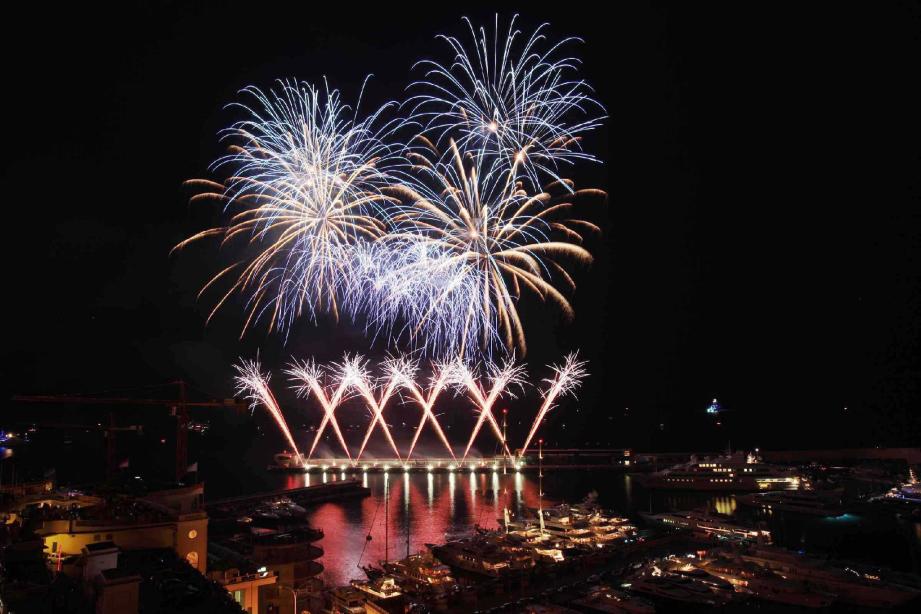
[4,4,920,613]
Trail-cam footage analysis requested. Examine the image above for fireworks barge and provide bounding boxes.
[269,448,633,473]
[269,452,524,473]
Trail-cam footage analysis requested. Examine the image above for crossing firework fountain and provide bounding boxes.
[233,353,586,468]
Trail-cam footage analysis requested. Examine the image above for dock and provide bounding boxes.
[205,478,369,510]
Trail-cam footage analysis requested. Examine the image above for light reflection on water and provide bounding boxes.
[278,469,921,584]
[285,470,546,587]
[278,470,740,587]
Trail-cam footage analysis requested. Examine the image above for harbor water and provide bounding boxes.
[8,426,921,588]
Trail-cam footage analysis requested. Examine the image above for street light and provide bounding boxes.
[277,584,301,614]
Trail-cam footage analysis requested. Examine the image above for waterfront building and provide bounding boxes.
[210,567,279,613]
[34,483,208,573]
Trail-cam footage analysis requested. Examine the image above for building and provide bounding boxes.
[210,567,279,613]
[34,483,208,574]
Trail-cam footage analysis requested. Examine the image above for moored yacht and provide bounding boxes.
[382,552,457,596]
[572,585,655,614]
[431,535,534,577]
[700,555,835,608]
[872,480,921,505]
[738,545,921,608]
[738,488,846,517]
[643,450,801,491]
[270,451,307,470]
[626,573,731,607]
[641,509,771,543]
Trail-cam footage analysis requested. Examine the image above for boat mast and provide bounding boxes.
[384,474,389,564]
[538,438,544,536]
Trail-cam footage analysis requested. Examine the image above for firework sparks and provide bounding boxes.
[409,14,605,190]
[247,352,587,461]
[178,17,606,364]
[518,352,588,458]
[458,358,527,461]
[384,140,600,358]
[234,359,301,456]
[404,360,459,460]
[286,357,353,459]
[174,79,403,336]
[349,355,404,460]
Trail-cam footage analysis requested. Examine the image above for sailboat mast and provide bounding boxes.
[538,439,544,535]
[384,475,389,564]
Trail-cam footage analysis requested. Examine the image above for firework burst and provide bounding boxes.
[380,139,601,358]
[177,17,605,362]
[173,79,403,336]
[409,14,605,190]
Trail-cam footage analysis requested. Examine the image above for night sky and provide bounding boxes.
[3,3,920,452]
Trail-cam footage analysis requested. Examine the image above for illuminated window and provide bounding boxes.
[186,551,199,567]
[188,529,198,540]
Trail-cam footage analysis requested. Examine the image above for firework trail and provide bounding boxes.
[350,355,405,460]
[404,360,458,459]
[458,358,526,461]
[409,14,605,191]
[235,359,301,456]
[286,357,353,459]
[174,79,404,336]
[518,352,588,458]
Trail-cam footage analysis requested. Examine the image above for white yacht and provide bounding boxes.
[643,451,801,491]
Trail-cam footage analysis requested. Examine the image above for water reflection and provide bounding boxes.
[303,471,542,586]
[279,469,921,586]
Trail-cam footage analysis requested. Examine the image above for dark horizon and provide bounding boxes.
[3,3,920,452]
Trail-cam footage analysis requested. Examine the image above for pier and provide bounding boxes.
[205,478,369,510]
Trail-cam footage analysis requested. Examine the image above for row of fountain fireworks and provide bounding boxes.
[234,353,587,463]
[173,14,607,362]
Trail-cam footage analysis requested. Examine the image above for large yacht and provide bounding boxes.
[571,585,655,614]
[382,552,457,597]
[627,573,732,607]
[700,555,835,608]
[431,536,533,577]
[737,545,921,608]
[643,450,801,491]
[872,480,921,505]
[641,509,771,543]
[738,488,846,517]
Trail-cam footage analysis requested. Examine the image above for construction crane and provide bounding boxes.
[12,381,247,480]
